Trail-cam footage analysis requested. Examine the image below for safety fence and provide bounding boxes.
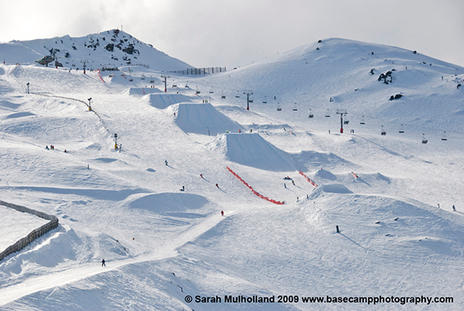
[0,200,59,261]
[97,69,105,83]
[298,171,318,188]
[169,67,226,76]
[226,167,285,205]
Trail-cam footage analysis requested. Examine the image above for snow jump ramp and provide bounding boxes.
[175,103,243,135]
[212,133,296,171]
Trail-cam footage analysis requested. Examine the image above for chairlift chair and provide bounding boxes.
[325,109,331,117]
[221,95,226,99]
[381,125,386,136]
[441,131,447,141]
[360,115,366,125]
[308,108,314,118]
[399,124,405,133]
[422,133,428,144]
[344,120,349,125]
[277,106,282,111]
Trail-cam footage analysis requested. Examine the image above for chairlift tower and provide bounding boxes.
[336,109,348,133]
[161,75,169,92]
[245,90,253,111]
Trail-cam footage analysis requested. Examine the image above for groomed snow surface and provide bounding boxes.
[0,36,464,310]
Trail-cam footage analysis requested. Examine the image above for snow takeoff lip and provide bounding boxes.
[226,166,285,205]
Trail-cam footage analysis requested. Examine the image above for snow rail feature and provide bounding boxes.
[226,167,285,205]
[298,171,318,187]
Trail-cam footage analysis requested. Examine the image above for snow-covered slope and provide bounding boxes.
[198,38,464,134]
[0,36,463,310]
[0,29,191,71]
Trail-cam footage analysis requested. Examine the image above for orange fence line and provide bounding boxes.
[298,171,318,187]
[226,166,285,205]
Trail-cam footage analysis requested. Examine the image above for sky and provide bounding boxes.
[0,0,463,68]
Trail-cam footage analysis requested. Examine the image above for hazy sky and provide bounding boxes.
[0,0,463,68]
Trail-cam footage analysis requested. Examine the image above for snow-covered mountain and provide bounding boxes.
[0,29,191,71]
[0,35,463,310]
[198,38,464,134]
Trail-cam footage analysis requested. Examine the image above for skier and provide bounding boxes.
[221,210,224,216]
[101,259,106,267]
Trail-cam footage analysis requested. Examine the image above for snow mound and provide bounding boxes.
[128,87,161,96]
[212,133,296,171]
[129,193,209,218]
[315,168,337,180]
[320,183,352,193]
[146,93,191,109]
[175,103,243,135]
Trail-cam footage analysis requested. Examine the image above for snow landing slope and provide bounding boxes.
[0,29,191,71]
[0,36,463,311]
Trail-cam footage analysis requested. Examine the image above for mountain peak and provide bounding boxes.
[0,29,191,71]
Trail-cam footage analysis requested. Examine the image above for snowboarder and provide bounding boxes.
[452,205,456,212]
[180,186,185,192]
[50,145,54,150]
[45,145,49,150]
[101,259,106,267]
[221,210,224,216]
[165,160,168,166]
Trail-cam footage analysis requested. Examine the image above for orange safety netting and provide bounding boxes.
[298,171,318,187]
[226,167,285,205]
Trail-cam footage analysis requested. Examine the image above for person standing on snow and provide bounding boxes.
[101,259,106,267]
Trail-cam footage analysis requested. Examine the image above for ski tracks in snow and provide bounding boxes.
[0,210,234,306]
